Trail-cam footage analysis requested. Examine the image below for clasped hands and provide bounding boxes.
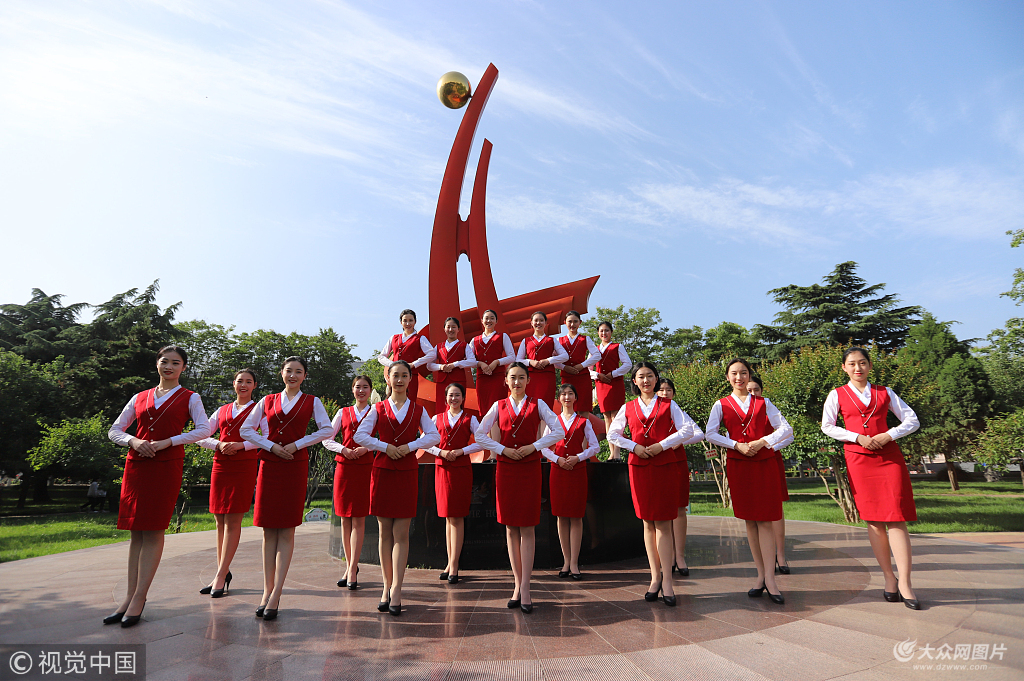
[385,443,413,460]
[530,359,551,370]
[631,443,665,459]
[217,441,245,456]
[435,448,465,462]
[557,455,580,470]
[270,442,299,460]
[734,439,768,457]
[130,437,173,457]
[561,363,585,375]
[343,446,370,460]
[477,360,501,376]
[856,433,893,450]
[501,444,536,461]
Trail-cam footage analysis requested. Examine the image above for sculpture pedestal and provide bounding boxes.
[329,462,645,569]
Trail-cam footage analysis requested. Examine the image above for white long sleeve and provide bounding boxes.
[197,402,262,451]
[516,336,570,366]
[590,344,632,379]
[541,417,600,462]
[239,392,333,451]
[322,404,372,456]
[705,396,792,451]
[554,335,602,370]
[108,388,211,447]
[377,333,437,369]
[607,399,698,453]
[425,413,483,457]
[473,332,516,367]
[821,384,920,444]
[352,399,441,453]
[474,397,565,454]
[427,341,477,372]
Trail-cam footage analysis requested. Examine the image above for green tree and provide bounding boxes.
[755,262,922,360]
[0,350,60,506]
[702,322,759,361]
[580,305,668,364]
[657,325,705,369]
[0,289,88,363]
[1001,228,1024,304]
[175,320,236,408]
[27,416,121,486]
[972,409,1024,491]
[976,317,1024,414]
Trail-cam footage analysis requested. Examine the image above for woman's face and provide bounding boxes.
[746,381,762,398]
[446,385,464,410]
[727,363,750,391]
[531,314,547,335]
[400,314,417,333]
[633,366,657,394]
[657,384,675,401]
[843,352,872,383]
[598,325,612,344]
[444,319,460,341]
[352,379,371,403]
[157,351,186,382]
[281,361,306,389]
[482,310,497,331]
[387,364,411,393]
[507,366,529,393]
[558,387,577,410]
[233,372,256,400]
[566,315,581,334]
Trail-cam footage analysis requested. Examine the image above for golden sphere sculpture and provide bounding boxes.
[437,71,472,109]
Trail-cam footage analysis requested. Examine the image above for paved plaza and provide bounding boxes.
[0,516,1021,680]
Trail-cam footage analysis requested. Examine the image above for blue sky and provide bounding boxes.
[2,1,1022,360]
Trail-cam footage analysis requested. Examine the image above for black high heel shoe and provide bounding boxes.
[899,589,921,610]
[211,572,232,598]
[644,585,663,602]
[767,590,785,605]
[571,572,582,581]
[557,570,570,578]
[337,578,347,588]
[261,608,278,621]
[199,585,213,595]
[520,602,533,614]
[255,605,266,618]
[120,604,145,628]
[507,598,521,609]
[748,581,767,598]
[439,572,449,581]
[377,597,391,613]
[347,567,359,590]
[102,611,125,625]
[662,592,677,607]
[883,579,900,603]
[775,558,790,575]
[672,563,690,577]
[448,574,460,585]
[389,602,402,616]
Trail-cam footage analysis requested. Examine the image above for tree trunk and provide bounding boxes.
[32,471,51,504]
[174,486,190,533]
[17,478,27,508]
[946,460,960,491]
[705,444,731,508]
[817,455,860,524]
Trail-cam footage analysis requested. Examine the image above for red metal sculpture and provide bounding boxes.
[419,63,599,417]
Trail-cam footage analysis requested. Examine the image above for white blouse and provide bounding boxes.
[352,397,441,453]
[540,414,600,462]
[475,396,565,454]
[473,331,516,366]
[516,334,570,366]
[108,386,211,447]
[425,410,483,456]
[607,398,701,452]
[589,343,632,379]
[427,339,478,372]
[239,391,334,451]
[197,400,264,451]
[377,332,437,369]
[323,404,372,457]
[554,334,602,370]
[705,395,793,451]
[821,382,920,443]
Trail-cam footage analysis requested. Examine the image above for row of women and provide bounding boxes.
[101,309,922,628]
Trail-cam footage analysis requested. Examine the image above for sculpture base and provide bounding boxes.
[329,462,645,569]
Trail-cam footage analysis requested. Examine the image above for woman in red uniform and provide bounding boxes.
[426,382,481,584]
[354,361,440,616]
[705,358,792,605]
[516,311,569,409]
[428,317,477,415]
[377,309,436,403]
[821,347,921,609]
[472,309,516,419]
[592,321,632,460]
[323,375,375,590]
[555,311,601,416]
[656,378,705,577]
[105,345,211,627]
[608,362,698,607]
[240,357,334,621]
[541,383,599,580]
[475,362,563,613]
[197,369,264,598]
[747,376,794,575]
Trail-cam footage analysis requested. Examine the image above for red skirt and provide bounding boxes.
[549,460,588,518]
[370,466,418,519]
[727,456,783,522]
[596,377,626,415]
[435,463,472,518]
[118,457,184,531]
[526,371,557,409]
[475,368,508,416]
[844,444,917,522]
[254,457,309,528]
[775,451,789,501]
[629,462,679,521]
[676,454,690,508]
[496,458,541,526]
[560,370,594,412]
[333,461,372,518]
[209,458,258,515]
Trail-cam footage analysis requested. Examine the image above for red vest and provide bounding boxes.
[474,332,507,364]
[263,393,316,462]
[129,387,195,461]
[497,397,542,463]
[623,397,675,467]
[334,405,373,465]
[435,341,468,385]
[836,385,899,456]
[391,332,428,376]
[213,401,258,461]
[553,413,588,461]
[435,411,474,468]
[372,399,425,471]
[598,343,623,373]
[718,395,777,461]
[525,336,555,373]
[559,335,589,366]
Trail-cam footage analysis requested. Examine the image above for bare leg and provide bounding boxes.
[604,415,620,460]
[348,516,365,582]
[341,516,354,580]
[772,517,788,567]
[887,522,916,600]
[506,526,523,600]
[556,516,571,572]
[126,530,164,616]
[261,528,279,608]
[672,509,688,569]
[519,526,536,605]
[210,513,225,587]
[378,517,395,603]
[266,527,295,609]
[643,520,660,592]
[215,513,243,588]
[445,518,454,573]
[389,518,412,605]
[569,517,583,574]
[450,517,464,576]
[747,520,780,595]
[115,532,144,613]
[866,521,898,593]
[745,520,765,589]
[655,520,675,598]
